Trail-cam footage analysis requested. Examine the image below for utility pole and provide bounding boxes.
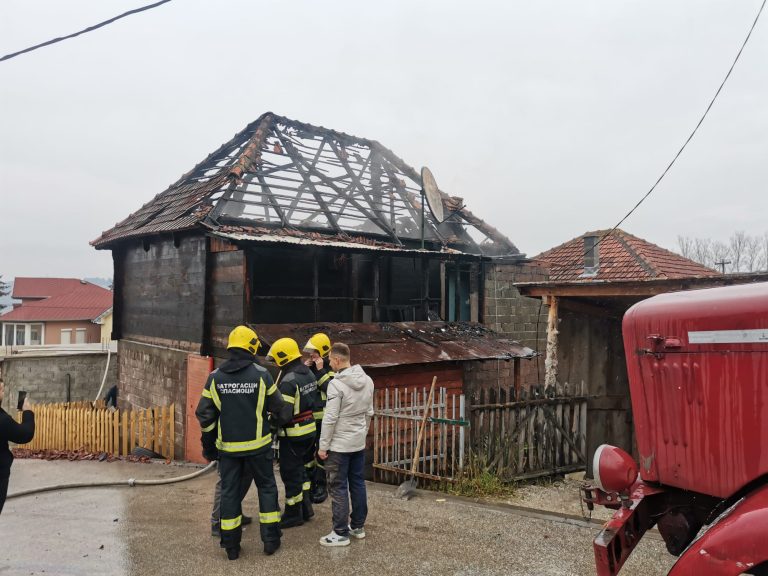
[715,260,731,274]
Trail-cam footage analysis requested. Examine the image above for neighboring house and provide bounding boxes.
[0,278,113,346]
[91,112,541,459]
[516,228,768,473]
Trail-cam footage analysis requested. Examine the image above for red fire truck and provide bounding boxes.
[582,282,768,575]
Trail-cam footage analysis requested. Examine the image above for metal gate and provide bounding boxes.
[372,386,467,484]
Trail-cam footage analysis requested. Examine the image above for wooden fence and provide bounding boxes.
[17,402,176,460]
[469,381,587,481]
[373,386,467,484]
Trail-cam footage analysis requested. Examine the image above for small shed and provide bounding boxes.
[517,229,768,472]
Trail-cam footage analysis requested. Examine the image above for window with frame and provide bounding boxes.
[75,329,87,344]
[61,329,72,345]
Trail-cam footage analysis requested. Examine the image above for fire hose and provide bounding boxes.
[6,461,216,501]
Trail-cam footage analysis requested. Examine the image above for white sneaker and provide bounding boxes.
[319,531,350,547]
[349,526,366,539]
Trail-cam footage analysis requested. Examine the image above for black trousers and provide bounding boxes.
[312,421,327,490]
[0,475,8,515]
[219,451,281,550]
[278,436,315,520]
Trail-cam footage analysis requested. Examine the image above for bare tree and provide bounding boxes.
[677,236,695,260]
[692,238,715,269]
[711,241,732,272]
[743,234,763,272]
[729,231,748,273]
[676,232,768,273]
[0,275,9,299]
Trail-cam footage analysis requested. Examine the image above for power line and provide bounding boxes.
[0,0,173,63]
[551,0,767,274]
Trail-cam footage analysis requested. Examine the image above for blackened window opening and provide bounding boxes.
[248,247,444,324]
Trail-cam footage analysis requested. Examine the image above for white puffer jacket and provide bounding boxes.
[319,364,374,453]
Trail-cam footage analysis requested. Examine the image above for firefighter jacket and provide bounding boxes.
[277,362,322,440]
[309,359,334,421]
[195,360,292,457]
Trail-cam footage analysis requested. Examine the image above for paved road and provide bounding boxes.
[0,459,675,575]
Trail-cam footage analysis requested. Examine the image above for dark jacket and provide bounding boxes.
[309,360,335,421]
[195,352,292,458]
[1,408,35,478]
[278,361,322,440]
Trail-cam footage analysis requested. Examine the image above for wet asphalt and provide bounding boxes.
[0,459,675,575]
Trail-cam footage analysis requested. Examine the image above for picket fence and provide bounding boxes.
[17,401,175,460]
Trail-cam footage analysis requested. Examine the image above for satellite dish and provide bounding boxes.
[421,167,444,223]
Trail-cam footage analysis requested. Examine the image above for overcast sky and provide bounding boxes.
[1,0,766,281]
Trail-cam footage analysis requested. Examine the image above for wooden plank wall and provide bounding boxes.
[207,246,245,358]
[469,381,587,481]
[557,308,634,475]
[120,235,206,347]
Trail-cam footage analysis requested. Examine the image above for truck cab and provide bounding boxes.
[583,282,768,575]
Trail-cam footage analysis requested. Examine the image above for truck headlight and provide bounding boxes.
[593,444,638,493]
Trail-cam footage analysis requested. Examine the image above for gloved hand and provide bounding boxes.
[201,431,218,461]
[203,446,219,462]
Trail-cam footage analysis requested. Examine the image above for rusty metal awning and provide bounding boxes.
[251,321,536,369]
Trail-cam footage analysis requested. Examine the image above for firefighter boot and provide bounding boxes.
[302,491,314,520]
[280,503,304,529]
[311,466,328,504]
[263,539,281,556]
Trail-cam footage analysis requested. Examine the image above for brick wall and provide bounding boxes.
[482,259,549,386]
[0,352,117,417]
[118,339,187,459]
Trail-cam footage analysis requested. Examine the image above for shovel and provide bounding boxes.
[396,376,437,500]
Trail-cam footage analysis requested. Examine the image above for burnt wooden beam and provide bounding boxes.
[328,141,399,242]
[276,133,343,233]
[313,253,319,322]
[255,173,288,227]
[374,256,381,321]
[544,295,559,387]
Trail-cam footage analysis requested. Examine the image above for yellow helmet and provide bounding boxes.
[227,325,260,355]
[267,337,301,367]
[304,333,331,356]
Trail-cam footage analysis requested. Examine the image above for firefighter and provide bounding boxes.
[267,337,322,528]
[303,332,334,504]
[196,326,292,560]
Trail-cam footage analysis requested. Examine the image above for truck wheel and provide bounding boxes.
[743,563,768,576]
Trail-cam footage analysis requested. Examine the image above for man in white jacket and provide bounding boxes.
[317,342,374,547]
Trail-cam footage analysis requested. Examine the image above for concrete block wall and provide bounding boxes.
[0,352,117,418]
[462,357,540,403]
[118,339,187,459]
[483,260,549,386]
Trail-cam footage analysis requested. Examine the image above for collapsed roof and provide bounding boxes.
[92,113,519,257]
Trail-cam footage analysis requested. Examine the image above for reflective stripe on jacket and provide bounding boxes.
[195,362,291,456]
[278,363,322,439]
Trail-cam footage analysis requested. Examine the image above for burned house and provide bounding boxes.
[92,113,539,459]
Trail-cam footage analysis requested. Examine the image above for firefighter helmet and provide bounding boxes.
[304,333,331,356]
[227,325,260,355]
[267,337,301,367]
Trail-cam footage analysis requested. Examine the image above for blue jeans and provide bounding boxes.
[325,450,367,537]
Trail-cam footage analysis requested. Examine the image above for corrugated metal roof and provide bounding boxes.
[211,231,466,255]
[249,321,536,368]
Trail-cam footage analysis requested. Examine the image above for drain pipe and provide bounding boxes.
[66,373,71,403]
[7,461,216,500]
[94,346,112,402]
